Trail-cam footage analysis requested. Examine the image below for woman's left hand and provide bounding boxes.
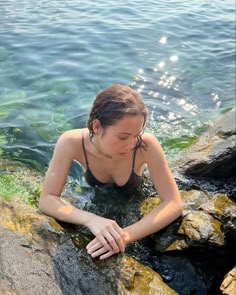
[86,237,121,260]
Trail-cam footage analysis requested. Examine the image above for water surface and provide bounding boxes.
[0,0,235,170]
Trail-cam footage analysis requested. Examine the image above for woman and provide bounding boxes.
[39,84,182,260]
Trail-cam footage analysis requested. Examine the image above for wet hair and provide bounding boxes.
[87,84,148,146]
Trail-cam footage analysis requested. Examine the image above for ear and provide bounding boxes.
[92,119,101,135]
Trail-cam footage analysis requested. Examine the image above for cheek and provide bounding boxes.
[108,140,124,153]
[101,137,119,152]
[110,141,123,151]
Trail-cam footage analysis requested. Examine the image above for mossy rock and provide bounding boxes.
[140,195,161,216]
[0,160,43,206]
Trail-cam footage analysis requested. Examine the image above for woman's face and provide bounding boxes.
[96,115,145,158]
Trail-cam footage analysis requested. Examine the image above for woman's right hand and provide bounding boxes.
[85,214,125,252]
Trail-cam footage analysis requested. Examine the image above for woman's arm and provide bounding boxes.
[122,133,182,244]
[39,130,125,252]
[87,133,182,259]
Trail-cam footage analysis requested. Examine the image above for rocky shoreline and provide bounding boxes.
[0,108,235,294]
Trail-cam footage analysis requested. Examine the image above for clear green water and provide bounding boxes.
[0,0,235,172]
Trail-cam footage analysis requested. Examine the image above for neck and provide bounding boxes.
[90,136,112,159]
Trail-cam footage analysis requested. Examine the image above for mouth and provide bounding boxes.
[119,152,128,156]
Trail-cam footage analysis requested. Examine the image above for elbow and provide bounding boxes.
[38,194,47,213]
[38,197,44,212]
[175,199,183,218]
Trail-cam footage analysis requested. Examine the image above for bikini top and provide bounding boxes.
[82,135,143,194]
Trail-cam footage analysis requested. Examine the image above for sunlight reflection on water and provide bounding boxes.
[0,0,234,167]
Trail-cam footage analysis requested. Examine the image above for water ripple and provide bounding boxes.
[0,0,235,166]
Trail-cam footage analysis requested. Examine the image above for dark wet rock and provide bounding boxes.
[0,197,177,295]
[139,190,235,252]
[171,108,236,179]
[76,187,236,294]
[221,205,236,242]
[199,193,235,220]
[54,238,178,295]
[178,211,224,247]
[174,172,236,201]
[166,109,236,294]
[152,255,210,295]
[220,266,236,295]
[138,190,236,294]
[181,190,211,215]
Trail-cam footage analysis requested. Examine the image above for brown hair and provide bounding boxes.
[87,84,148,140]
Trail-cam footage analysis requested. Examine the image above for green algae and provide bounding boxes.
[162,124,208,152]
[163,135,198,150]
[220,107,234,114]
[160,135,198,161]
[0,134,7,145]
[0,174,27,202]
[0,163,42,207]
[159,123,210,161]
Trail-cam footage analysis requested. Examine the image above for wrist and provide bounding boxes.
[122,227,134,246]
[83,212,97,228]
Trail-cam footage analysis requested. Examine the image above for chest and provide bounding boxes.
[78,150,144,186]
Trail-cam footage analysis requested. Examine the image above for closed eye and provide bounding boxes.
[117,129,143,141]
[118,137,129,141]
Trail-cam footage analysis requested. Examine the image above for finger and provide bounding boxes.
[87,232,117,252]
[111,223,126,250]
[99,250,118,260]
[86,237,99,250]
[87,241,102,254]
[90,247,110,258]
[97,233,113,251]
[103,232,120,252]
[109,228,125,252]
[103,225,125,252]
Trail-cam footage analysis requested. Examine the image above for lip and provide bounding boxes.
[119,153,128,156]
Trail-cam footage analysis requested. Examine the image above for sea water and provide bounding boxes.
[0,0,235,170]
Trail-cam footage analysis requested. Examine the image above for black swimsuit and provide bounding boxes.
[82,135,143,194]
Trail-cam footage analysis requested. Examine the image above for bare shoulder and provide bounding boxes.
[142,132,162,148]
[141,132,166,160]
[56,128,85,154]
[58,128,83,142]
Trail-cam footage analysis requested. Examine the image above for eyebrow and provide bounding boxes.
[118,130,143,136]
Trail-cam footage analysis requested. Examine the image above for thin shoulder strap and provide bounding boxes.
[82,133,89,167]
[132,145,138,171]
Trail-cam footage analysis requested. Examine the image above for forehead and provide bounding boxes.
[109,115,144,133]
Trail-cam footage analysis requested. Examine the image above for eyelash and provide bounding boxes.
[118,135,141,141]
